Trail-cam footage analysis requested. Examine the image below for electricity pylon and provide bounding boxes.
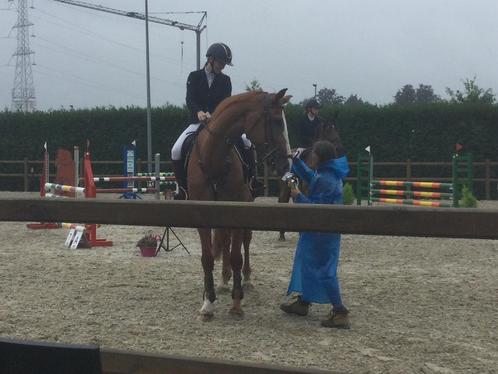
[11,0,36,112]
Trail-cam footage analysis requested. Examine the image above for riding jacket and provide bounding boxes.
[185,68,232,123]
[297,114,322,148]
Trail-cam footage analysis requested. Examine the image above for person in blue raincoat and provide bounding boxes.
[280,140,351,329]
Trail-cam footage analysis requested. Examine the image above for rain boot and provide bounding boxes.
[280,296,310,316]
[321,308,351,329]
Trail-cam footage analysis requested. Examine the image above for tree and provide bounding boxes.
[316,87,344,106]
[445,77,495,104]
[245,79,263,92]
[415,84,440,103]
[394,84,416,104]
[344,94,367,106]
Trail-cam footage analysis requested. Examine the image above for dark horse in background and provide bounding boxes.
[186,89,291,321]
[277,121,346,241]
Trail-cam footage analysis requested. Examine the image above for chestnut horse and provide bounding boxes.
[277,121,345,241]
[187,89,291,320]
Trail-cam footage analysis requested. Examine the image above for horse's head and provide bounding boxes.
[317,121,346,158]
[245,89,292,175]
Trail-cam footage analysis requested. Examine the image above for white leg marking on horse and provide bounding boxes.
[200,299,216,315]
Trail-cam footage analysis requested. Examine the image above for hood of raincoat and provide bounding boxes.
[316,155,349,180]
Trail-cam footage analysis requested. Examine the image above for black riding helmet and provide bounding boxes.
[206,43,233,66]
[305,98,320,110]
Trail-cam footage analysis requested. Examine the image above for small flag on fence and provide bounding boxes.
[43,141,47,151]
[455,143,463,153]
[365,145,371,153]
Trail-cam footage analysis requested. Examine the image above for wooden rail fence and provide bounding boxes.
[2,159,497,199]
[1,198,497,239]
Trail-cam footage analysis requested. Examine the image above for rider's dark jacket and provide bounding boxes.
[297,114,322,148]
[185,68,232,123]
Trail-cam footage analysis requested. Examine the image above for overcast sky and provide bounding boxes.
[1,0,497,110]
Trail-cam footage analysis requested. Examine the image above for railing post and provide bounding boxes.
[23,158,28,192]
[485,159,490,200]
[406,159,411,192]
[137,158,142,174]
[263,160,269,197]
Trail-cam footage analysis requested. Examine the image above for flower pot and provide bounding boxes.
[139,246,158,257]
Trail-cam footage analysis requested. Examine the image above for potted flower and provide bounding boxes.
[136,232,159,257]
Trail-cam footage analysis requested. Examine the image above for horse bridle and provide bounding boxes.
[244,94,281,162]
[202,93,282,164]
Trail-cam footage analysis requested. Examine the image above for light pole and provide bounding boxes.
[145,0,152,172]
[313,83,317,98]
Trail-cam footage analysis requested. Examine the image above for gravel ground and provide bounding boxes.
[0,192,497,373]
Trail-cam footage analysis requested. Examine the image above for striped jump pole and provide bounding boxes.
[95,188,158,194]
[371,197,452,208]
[370,179,456,208]
[45,183,86,197]
[137,172,174,177]
[372,180,453,189]
[370,189,453,199]
[92,176,175,183]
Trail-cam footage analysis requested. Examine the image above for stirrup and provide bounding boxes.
[173,187,188,200]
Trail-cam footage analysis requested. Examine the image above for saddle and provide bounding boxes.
[179,125,251,186]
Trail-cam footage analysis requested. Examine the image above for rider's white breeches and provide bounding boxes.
[171,124,200,160]
[171,124,253,161]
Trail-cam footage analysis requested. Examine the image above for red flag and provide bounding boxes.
[455,143,463,152]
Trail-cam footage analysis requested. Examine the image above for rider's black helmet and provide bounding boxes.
[206,43,233,66]
[305,98,320,110]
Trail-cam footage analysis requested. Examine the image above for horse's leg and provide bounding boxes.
[199,228,216,321]
[213,228,231,292]
[229,228,244,318]
[277,180,291,241]
[242,229,253,290]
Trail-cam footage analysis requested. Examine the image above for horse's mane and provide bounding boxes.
[211,91,266,121]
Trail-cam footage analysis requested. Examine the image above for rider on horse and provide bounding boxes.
[170,43,262,200]
[298,98,322,148]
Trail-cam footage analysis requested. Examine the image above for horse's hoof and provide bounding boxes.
[278,235,286,241]
[199,313,214,322]
[228,308,245,319]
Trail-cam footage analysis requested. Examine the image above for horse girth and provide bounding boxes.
[196,145,243,201]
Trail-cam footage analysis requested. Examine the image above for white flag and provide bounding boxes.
[43,141,47,151]
[365,145,371,153]
[131,140,136,146]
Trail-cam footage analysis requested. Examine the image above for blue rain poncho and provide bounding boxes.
[287,155,350,304]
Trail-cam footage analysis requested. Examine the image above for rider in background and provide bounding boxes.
[171,42,260,200]
[297,99,322,148]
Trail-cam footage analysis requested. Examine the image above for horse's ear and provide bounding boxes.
[281,95,292,105]
[273,88,288,102]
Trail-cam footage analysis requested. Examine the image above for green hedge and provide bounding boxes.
[1,103,497,194]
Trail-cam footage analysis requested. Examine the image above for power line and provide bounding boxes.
[33,7,180,64]
[34,35,183,86]
[34,63,146,101]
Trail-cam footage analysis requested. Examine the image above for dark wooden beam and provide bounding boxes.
[0,198,497,239]
[101,348,333,374]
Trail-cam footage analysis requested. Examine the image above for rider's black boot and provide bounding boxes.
[171,160,188,200]
[243,147,265,198]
